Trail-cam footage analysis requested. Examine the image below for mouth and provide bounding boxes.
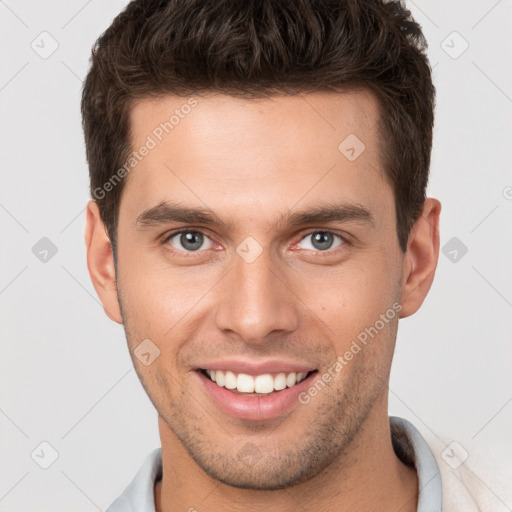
[199,368,316,395]
[194,367,319,421]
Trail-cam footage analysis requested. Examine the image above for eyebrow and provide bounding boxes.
[135,200,374,231]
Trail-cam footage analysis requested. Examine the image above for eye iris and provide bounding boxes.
[180,231,203,251]
[311,232,334,250]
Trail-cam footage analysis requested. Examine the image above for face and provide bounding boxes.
[105,91,409,488]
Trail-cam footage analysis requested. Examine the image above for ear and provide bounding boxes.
[399,198,441,319]
[84,200,123,324]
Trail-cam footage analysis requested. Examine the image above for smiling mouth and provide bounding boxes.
[200,369,318,396]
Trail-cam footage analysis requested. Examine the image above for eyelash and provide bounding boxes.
[161,229,349,257]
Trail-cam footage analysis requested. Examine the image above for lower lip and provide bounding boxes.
[194,370,316,421]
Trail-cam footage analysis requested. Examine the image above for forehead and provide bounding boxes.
[122,90,390,230]
[129,90,380,151]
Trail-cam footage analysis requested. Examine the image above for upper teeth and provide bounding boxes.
[206,370,309,394]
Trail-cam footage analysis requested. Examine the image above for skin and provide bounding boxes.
[85,90,441,512]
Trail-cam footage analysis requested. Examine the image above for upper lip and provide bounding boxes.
[194,359,317,375]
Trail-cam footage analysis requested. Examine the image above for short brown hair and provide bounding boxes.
[81,0,435,254]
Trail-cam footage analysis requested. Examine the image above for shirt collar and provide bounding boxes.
[390,416,443,512]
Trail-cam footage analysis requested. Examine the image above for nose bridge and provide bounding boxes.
[214,244,298,341]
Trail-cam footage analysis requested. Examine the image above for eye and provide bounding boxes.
[297,231,345,252]
[165,230,214,252]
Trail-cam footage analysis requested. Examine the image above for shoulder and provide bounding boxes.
[404,419,510,512]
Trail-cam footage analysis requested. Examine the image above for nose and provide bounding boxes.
[213,246,299,344]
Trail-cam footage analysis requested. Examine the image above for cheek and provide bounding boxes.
[117,253,221,342]
[302,257,400,341]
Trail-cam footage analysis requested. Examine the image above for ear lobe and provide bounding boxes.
[84,200,123,324]
[399,198,441,319]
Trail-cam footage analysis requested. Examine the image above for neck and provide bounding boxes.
[155,402,418,512]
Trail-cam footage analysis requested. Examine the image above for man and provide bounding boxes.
[81,1,489,510]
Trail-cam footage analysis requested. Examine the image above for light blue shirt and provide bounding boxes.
[106,416,442,511]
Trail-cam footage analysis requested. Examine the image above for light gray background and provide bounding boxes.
[1,1,511,510]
